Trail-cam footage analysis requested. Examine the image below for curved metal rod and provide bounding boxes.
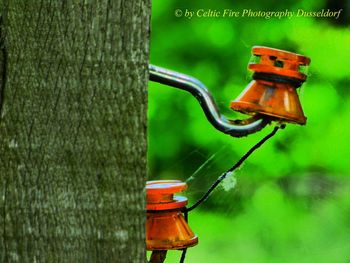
[149,64,270,137]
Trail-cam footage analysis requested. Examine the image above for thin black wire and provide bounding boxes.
[178,124,284,263]
[185,124,285,213]
[179,248,187,263]
[179,210,189,263]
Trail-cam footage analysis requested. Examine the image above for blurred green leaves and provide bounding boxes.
[149,0,350,180]
[149,0,350,261]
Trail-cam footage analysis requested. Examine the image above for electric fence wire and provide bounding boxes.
[185,124,284,213]
[179,123,285,263]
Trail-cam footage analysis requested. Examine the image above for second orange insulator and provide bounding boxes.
[146,180,198,250]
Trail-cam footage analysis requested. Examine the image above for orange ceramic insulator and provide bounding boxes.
[146,180,198,250]
[231,46,311,125]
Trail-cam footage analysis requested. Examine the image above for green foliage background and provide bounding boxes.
[148,0,350,262]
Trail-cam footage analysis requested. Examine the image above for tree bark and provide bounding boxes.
[0,0,149,262]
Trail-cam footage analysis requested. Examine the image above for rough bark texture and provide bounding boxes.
[0,0,149,262]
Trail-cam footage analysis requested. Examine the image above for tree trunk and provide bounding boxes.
[0,0,150,262]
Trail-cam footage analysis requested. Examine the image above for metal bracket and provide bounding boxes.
[149,64,270,137]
